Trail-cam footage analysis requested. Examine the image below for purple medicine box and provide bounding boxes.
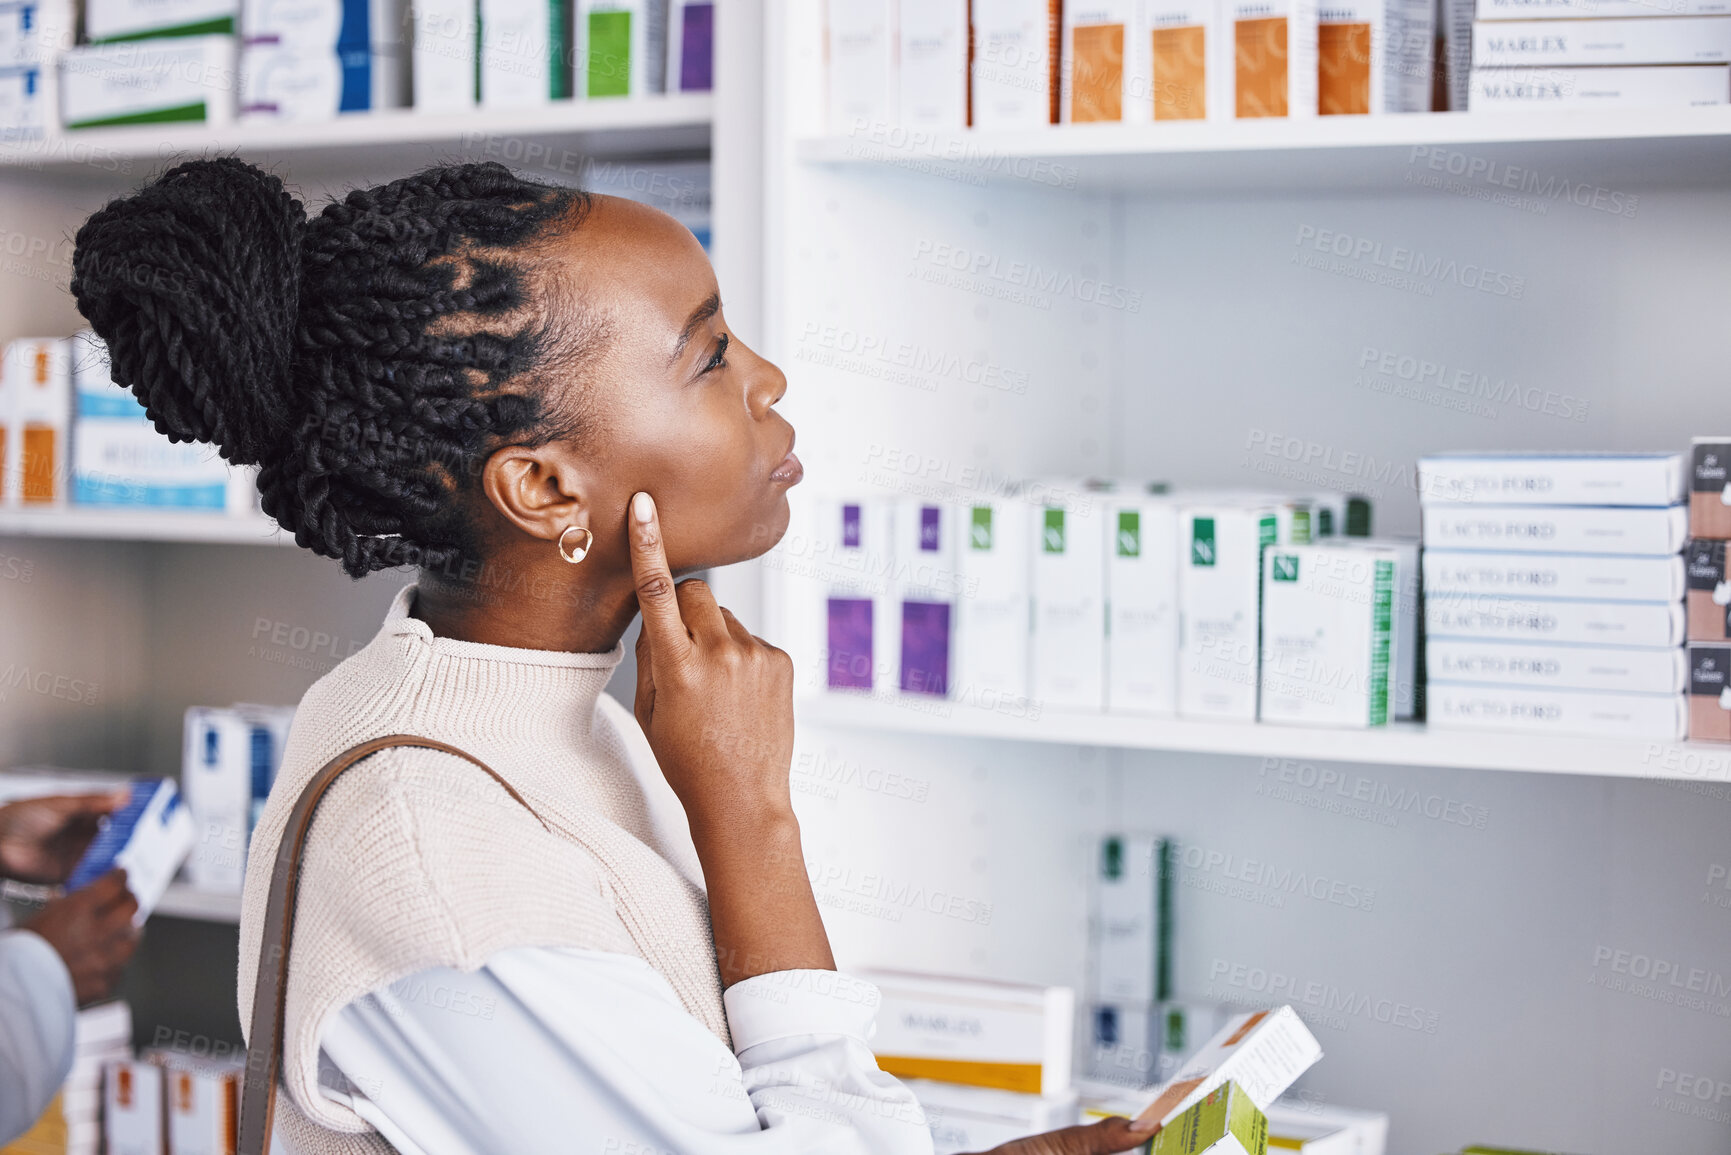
[679,3,714,92]
[828,597,874,689]
[900,601,951,696]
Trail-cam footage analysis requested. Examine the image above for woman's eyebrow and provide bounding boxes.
[671,292,722,364]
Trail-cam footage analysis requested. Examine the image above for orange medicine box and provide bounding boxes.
[1146,0,1222,119]
[1223,0,1318,117]
[1063,2,1150,122]
[1,337,69,506]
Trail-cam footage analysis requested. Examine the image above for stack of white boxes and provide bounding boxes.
[180,703,294,893]
[1470,0,1731,110]
[1421,452,1690,740]
[239,0,408,122]
[61,0,239,129]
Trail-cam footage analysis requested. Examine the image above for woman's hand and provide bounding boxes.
[627,490,796,832]
[628,490,832,987]
[969,1116,1159,1155]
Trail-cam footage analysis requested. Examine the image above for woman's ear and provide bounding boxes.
[480,443,588,545]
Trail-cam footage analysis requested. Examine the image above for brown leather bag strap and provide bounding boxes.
[238,734,550,1155]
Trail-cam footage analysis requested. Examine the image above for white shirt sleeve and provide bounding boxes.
[0,929,77,1146]
[316,946,934,1155]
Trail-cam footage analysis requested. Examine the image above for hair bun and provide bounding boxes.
[72,157,307,466]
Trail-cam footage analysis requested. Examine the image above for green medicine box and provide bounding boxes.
[1149,1082,1268,1155]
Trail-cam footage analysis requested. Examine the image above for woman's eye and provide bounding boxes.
[704,333,730,373]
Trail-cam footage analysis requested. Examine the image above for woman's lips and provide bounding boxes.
[771,451,804,485]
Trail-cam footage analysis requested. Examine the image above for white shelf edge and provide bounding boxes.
[0,507,289,545]
[797,106,1731,165]
[796,692,1731,783]
[0,93,715,171]
[155,882,242,923]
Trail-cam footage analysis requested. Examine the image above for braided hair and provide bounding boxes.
[71,158,594,577]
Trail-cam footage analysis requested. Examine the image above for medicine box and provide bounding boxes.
[1106,491,1180,715]
[1222,0,1318,117]
[1688,643,1731,741]
[1317,0,1390,115]
[1259,541,1404,728]
[822,498,895,692]
[893,498,958,696]
[1429,682,1687,739]
[1427,639,1688,694]
[67,777,196,923]
[103,1058,165,1155]
[85,0,235,43]
[865,970,1075,1096]
[1063,0,1150,122]
[73,419,231,509]
[1469,63,1731,108]
[1134,1006,1321,1129]
[1092,833,1171,1005]
[411,0,476,109]
[1692,438,1731,539]
[972,0,1062,127]
[1179,503,1277,719]
[1147,0,1221,119]
[1473,16,1731,67]
[1032,491,1107,710]
[1,336,68,506]
[181,708,252,892]
[667,0,712,92]
[0,64,45,140]
[826,0,895,130]
[1418,451,1686,506]
[157,1055,242,1155]
[1421,504,1689,555]
[955,495,1033,707]
[1147,1082,1269,1155]
[1478,0,1729,14]
[1424,592,1685,647]
[899,0,967,127]
[580,0,667,97]
[61,35,237,128]
[480,0,565,106]
[1424,549,1685,602]
[1686,539,1729,640]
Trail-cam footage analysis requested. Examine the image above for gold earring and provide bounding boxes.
[557,525,593,564]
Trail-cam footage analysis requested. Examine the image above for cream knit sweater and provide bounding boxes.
[237,585,727,1155]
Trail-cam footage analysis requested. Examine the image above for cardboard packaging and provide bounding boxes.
[1424,549,1686,603]
[1,336,68,505]
[827,0,896,130]
[1063,0,1151,122]
[1422,504,1689,555]
[72,419,232,509]
[1260,541,1411,728]
[667,0,712,91]
[1418,451,1686,506]
[480,0,566,106]
[1429,681,1687,738]
[822,498,895,691]
[1146,0,1220,119]
[411,0,477,111]
[1686,538,1729,640]
[580,0,666,97]
[1691,438,1731,538]
[1319,0,1434,114]
[1264,1099,1389,1155]
[60,35,237,128]
[67,778,196,922]
[1032,492,1107,711]
[1479,0,1729,14]
[894,498,958,697]
[1148,1082,1269,1155]
[1088,1002,1175,1088]
[0,64,44,139]
[1427,638,1688,694]
[1133,1006,1322,1129]
[972,0,1062,126]
[1472,15,1731,66]
[241,0,407,119]
[1107,492,1180,715]
[1688,643,1731,741]
[904,1079,1080,1155]
[955,495,1033,708]
[1393,0,1434,109]
[900,0,967,127]
[1222,0,1318,117]
[104,1058,165,1155]
[1425,592,1686,647]
[1179,503,1278,719]
[1093,834,1171,1005]
[864,970,1075,1096]
[181,707,252,892]
[154,1055,242,1155]
[1469,62,1731,106]
[84,0,234,42]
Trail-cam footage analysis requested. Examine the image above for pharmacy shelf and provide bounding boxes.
[0,93,714,179]
[796,106,1731,194]
[0,506,287,545]
[796,692,1731,783]
[155,882,242,924]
